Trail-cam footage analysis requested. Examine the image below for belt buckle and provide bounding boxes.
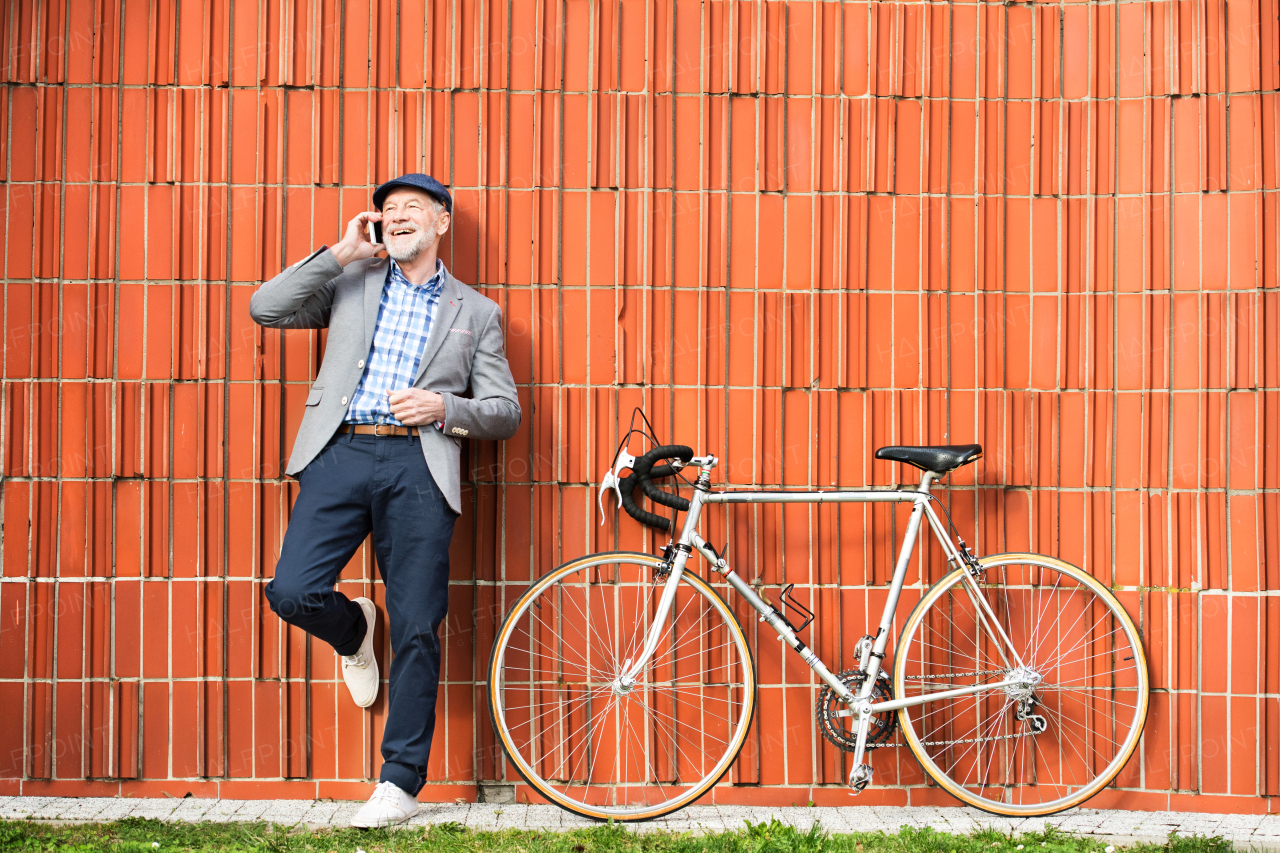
[373,423,397,437]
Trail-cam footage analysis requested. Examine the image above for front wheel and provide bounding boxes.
[487,552,757,821]
[894,553,1149,815]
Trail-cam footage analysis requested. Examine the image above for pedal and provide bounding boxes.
[848,763,874,793]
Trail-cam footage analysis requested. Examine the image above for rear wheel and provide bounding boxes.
[487,552,756,821]
[894,554,1148,815]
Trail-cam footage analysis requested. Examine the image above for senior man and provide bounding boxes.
[249,174,520,827]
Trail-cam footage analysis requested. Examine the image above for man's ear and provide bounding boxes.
[436,212,451,236]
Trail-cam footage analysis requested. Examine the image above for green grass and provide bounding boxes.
[0,818,1235,853]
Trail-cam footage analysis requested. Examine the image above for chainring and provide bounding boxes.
[815,670,898,752]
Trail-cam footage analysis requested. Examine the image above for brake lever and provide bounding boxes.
[597,448,638,526]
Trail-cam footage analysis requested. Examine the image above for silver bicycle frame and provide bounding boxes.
[616,463,1026,768]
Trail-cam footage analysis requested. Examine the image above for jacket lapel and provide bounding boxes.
[413,271,465,384]
[363,258,389,352]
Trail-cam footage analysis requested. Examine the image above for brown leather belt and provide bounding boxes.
[338,423,414,436]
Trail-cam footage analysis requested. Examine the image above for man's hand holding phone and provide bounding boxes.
[329,211,384,268]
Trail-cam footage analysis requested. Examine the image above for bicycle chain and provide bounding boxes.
[902,669,1008,681]
[920,730,1038,747]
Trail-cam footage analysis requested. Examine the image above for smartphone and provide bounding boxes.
[366,220,383,244]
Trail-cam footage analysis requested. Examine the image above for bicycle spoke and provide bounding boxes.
[490,559,754,820]
[635,696,708,780]
[897,558,1147,815]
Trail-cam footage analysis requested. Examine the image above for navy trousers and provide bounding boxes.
[264,432,456,796]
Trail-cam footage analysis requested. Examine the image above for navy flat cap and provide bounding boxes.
[372,173,452,213]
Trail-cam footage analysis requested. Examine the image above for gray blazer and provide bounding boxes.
[248,247,521,513]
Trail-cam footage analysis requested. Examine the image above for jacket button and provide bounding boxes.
[341,396,348,405]
[357,359,364,368]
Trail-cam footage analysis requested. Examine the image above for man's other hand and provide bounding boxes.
[387,389,446,426]
[330,212,384,267]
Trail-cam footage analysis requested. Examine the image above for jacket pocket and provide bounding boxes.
[305,388,324,406]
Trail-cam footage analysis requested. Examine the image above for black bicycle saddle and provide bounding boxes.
[874,444,982,474]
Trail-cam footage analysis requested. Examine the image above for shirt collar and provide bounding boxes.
[388,257,446,294]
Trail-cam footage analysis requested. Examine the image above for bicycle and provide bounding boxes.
[487,414,1149,821]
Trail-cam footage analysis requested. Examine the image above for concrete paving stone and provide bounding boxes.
[89,800,145,822]
[197,800,252,823]
[327,803,363,826]
[407,804,457,826]
[522,804,568,829]
[119,800,179,821]
[1131,811,1181,823]
[810,807,853,831]
[458,803,513,830]
[28,800,78,820]
[0,797,52,820]
[164,800,212,823]
[676,807,729,833]
[1053,817,1108,833]
[46,797,119,821]
[459,813,505,831]
[491,805,519,827]
[296,802,341,828]
[1099,816,1161,829]
[230,801,271,822]
[0,797,1273,846]
[402,814,435,828]
[484,804,523,827]
[766,807,815,827]
[680,806,718,820]
[256,802,316,826]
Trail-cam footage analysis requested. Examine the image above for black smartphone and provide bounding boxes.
[366,220,383,244]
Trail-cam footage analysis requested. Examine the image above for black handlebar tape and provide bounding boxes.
[618,471,671,532]
[633,445,693,512]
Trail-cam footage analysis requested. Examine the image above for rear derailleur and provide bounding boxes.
[1016,697,1048,734]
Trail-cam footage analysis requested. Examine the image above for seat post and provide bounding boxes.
[917,470,935,493]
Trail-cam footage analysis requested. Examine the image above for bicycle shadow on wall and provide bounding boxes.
[486,409,1149,821]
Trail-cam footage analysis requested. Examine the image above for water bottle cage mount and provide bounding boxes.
[777,583,814,634]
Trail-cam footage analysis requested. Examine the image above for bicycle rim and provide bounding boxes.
[894,553,1148,815]
[487,552,756,821]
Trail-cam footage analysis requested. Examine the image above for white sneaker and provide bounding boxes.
[340,597,379,708]
[349,780,419,828]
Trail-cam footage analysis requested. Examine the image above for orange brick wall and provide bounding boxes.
[1,0,1278,811]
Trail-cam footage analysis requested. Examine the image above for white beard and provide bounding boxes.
[386,229,430,263]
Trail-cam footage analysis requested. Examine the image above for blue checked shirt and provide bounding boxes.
[345,258,445,425]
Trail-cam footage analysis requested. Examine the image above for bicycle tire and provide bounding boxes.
[487,551,757,821]
[893,553,1149,815]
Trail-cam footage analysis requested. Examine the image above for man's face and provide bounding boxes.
[380,188,449,263]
